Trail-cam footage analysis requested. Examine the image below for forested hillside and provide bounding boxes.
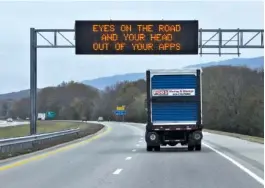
[0,66,263,137]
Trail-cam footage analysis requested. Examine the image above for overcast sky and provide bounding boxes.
[0,1,264,94]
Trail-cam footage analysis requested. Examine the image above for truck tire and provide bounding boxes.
[154,146,160,151]
[146,146,153,151]
[188,145,194,151]
[195,144,201,151]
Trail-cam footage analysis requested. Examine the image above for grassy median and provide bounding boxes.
[0,121,102,139]
[0,121,104,160]
[204,129,264,144]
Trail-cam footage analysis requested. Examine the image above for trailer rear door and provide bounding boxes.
[149,70,202,126]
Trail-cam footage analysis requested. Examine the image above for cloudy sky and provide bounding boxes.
[0,1,264,94]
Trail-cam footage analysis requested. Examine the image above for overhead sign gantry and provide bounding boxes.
[29,20,264,135]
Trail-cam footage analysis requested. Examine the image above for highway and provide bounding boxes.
[0,120,29,127]
[0,122,263,188]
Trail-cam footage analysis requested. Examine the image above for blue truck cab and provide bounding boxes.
[145,69,203,152]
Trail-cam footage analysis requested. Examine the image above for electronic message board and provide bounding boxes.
[75,20,198,55]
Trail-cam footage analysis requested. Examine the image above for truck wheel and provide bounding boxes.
[146,146,153,151]
[195,144,201,151]
[154,146,160,151]
[188,145,194,151]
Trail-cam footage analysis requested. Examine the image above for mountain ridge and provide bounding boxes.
[82,56,264,89]
[0,56,263,101]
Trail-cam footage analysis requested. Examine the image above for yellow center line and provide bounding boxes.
[0,126,111,171]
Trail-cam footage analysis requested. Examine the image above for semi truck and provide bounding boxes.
[37,113,46,120]
[145,69,203,152]
[37,111,56,120]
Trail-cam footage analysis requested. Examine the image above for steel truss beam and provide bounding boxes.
[198,29,263,56]
[30,28,264,135]
[34,28,264,55]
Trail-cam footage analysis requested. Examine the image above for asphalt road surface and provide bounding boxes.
[0,122,263,188]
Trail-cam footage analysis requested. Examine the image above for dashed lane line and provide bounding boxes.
[113,168,123,175]
[125,157,132,160]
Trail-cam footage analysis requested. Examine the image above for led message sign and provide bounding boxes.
[75,20,198,55]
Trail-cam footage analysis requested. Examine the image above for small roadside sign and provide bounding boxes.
[114,110,126,116]
[116,105,126,111]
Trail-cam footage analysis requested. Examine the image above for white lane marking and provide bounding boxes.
[136,144,140,147]
[138,140,143,143]
[125,157,132,160]
[203,142,264,185]
[140,137,143,140]
[113,168,123,175]
[132,149,136,152]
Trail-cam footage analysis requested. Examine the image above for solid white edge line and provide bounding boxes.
[203,142,264,185]
[113,168,123,175]
[125,157,132,160]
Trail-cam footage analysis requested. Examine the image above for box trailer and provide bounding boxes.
[145,68,203,151]
[37,113,46,120]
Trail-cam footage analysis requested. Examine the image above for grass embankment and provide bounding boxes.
[204,129,264,144]
[0,121,102,139]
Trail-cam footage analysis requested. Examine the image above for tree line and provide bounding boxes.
[0,66,263,137]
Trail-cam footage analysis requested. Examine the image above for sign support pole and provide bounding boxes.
[30,28,37,135]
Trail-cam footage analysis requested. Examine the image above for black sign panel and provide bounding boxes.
[75,20,198,55]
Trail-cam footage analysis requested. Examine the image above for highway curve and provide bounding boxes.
[0,122,263,188]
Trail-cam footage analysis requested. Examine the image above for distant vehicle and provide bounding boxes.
[26,117,30,120]
[37,111,56,120]
[145,68,203,152]
[98,117,104,122]
[6,118,13,122]
[81,116,87,122]
[38,113,46,120]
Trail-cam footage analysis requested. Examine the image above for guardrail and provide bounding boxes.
[0,128,80,159]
